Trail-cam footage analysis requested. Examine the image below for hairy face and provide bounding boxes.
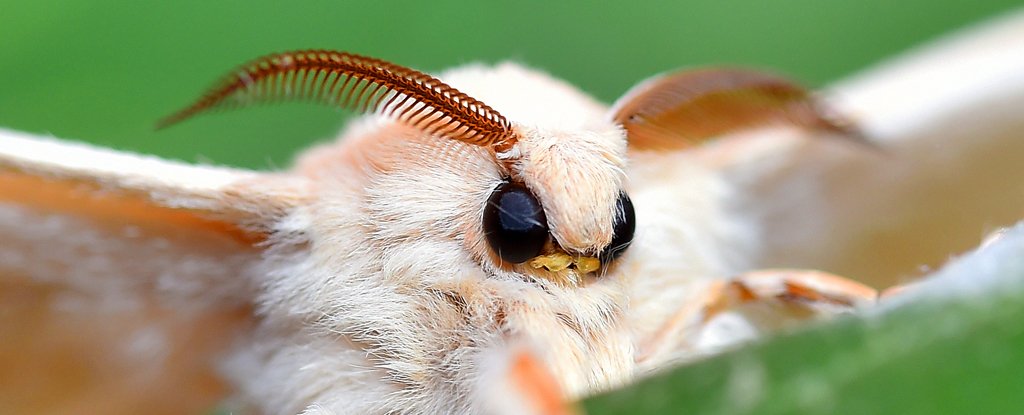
[248,64,642,408]
[292,63,634,288]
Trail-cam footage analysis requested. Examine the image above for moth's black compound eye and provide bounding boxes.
[600,192,636,261]
[483,181,549,264]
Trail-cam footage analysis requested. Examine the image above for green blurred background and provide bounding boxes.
[1,1,1020,169]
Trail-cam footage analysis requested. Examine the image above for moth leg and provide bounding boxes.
[638,270,877,367]
[709,269,878,315]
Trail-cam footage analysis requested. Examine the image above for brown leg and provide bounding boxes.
[714,269,877,312]
[638,269,877,368]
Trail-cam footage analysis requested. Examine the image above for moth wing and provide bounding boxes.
[737,11,1024,288]
[611,67,856,152]
[618,12,1024,367]
[616,12,1024,289]
[0,128,310,414]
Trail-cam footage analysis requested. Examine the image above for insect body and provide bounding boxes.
[150,50,866,413]
[3,12,1024,415]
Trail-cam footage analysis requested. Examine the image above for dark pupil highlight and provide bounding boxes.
[497,193,542,231]
[483,182,549,264]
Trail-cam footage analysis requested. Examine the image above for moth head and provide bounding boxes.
[472,121,634,286]
[160,51,636,286]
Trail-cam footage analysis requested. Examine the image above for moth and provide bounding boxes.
[2,11,1023,415]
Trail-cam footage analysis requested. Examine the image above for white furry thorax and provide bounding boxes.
[228,62,751,414]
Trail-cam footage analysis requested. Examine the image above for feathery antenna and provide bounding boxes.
[158,50,516,152]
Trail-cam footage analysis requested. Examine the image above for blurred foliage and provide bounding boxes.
[0,1,1020,169]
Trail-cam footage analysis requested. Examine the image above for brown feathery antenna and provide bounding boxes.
[157,50,517,153]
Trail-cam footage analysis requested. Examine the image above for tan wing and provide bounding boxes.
[611,67,857,151]
[616,12,1024,368]
[725,11,1024,288]
[0,128,310,414]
